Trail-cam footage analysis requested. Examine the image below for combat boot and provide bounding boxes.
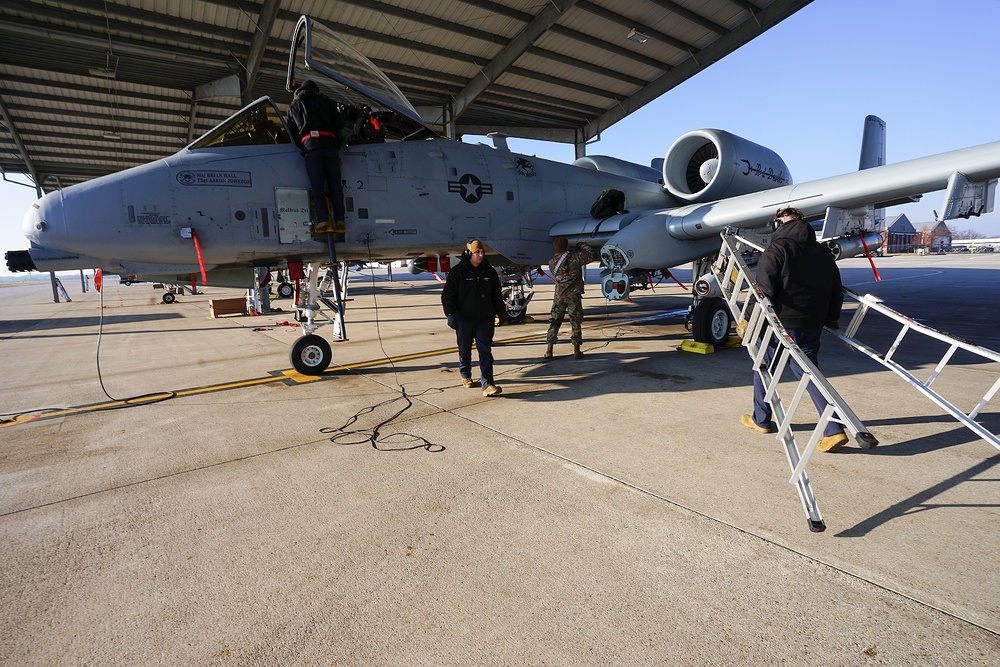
[313,220,335,234]
[543,343,553,359]
[573,343,583,358]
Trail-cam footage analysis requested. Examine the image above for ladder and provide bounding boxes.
[835,289,1000,452]
[710,231,879,532]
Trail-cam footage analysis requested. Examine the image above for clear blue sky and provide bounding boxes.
[3,0,1000,274]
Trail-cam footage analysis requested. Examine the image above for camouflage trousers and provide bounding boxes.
[546,294,583,344]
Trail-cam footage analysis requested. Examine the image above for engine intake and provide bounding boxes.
[663,129,791,203]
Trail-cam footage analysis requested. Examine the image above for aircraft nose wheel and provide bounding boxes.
[290,334,332,375]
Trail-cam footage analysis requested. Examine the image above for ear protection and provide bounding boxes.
[463,239,484,259]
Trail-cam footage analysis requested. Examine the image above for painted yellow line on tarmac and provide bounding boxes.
[5,310,679,427]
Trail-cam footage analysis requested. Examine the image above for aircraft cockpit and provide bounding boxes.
[286,15,438,144]
[185,16,437,153]
[188,98,291,150]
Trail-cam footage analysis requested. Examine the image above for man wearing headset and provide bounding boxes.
[441,240,506,397]
[741,207,849,452]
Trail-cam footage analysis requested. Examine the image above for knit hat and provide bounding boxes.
[466,239,485,253]
[775,207,803,220]
[553,236,569,252]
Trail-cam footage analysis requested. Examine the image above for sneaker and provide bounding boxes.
[817,432,849,452]
[483,384,502,397]
[313,220,335,234]
[741,414,776,434]
[461,377,476,388]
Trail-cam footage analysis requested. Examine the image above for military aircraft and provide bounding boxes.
[6,16,1000,374]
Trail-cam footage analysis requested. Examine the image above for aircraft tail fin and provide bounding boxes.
[858,115,886,171]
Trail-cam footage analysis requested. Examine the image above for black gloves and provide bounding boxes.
[446,313,458,330]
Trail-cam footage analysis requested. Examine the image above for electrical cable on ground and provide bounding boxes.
[317,241,446,452]
[94,277,175,407]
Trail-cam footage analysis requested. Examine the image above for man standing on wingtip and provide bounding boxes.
[441,240,506,397]
[741,207,849,452]
[286,79,346,236]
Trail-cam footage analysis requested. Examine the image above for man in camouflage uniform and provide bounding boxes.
[544,236,595,359]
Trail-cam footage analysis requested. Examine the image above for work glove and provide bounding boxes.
[736,319,749,339]
[446,313,458,330]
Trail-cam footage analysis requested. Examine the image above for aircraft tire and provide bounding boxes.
[504,306,527,325]
[162,292,176,304]
[276,282,294,299]
[290,334,331,375]
[692,297,731,346]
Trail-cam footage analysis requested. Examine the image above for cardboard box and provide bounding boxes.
[209,297,247,318]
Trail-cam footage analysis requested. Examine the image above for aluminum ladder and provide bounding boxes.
[834,289,1000,452]
[709,231,878,532]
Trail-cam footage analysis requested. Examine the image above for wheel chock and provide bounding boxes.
[680,340,714,354]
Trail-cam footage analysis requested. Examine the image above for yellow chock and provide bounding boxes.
[680,340,714,354]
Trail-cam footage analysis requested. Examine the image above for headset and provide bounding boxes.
[463,239,483,260]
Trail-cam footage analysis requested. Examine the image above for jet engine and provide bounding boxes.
[662,129,792,203]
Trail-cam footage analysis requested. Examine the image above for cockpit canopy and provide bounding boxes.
[188,98,290,150]
[187,16,440,152]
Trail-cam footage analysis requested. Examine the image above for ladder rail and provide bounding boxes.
[835,288,1000,452]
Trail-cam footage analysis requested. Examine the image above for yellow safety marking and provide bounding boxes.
[7,310,683,427]
[280,369,324,383]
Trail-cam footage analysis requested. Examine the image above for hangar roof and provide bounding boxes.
[0,0,811,191]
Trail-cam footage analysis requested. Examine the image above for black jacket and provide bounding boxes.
[441,256,505,322]
[756,219,843,329]
[286,84,344,152]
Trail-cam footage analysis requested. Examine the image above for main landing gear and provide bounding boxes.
[497,266,534,324]
[687,256,733,347]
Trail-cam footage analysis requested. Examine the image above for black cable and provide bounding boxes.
[317,241,445,453]
[94,278,175,406]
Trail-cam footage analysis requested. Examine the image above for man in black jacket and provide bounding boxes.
[441,240,506,397]
[286,79,345,235]
[742,207,849,452]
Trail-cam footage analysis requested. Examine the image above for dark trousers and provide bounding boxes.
[752,326,844,436]
[456,318,496,388]
[304,145,344,223]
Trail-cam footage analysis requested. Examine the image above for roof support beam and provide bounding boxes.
[241,0,282,104]
[583,0,812,143]
[0,94,41,194]
[450,0,580,122]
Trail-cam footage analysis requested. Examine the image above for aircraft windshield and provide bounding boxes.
[188,98,291,150]
[286,16,435,141]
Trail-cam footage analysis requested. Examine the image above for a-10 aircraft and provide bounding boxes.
[6,16,1000,374]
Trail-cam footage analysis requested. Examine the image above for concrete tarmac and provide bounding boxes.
[1,253,998,666]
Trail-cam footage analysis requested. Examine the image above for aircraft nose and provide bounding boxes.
[22,190,63,245]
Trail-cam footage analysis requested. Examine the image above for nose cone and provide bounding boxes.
[22,190,63,245]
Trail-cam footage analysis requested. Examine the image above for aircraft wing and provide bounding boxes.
[602,139,1000,272]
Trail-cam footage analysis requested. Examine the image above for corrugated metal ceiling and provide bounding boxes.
[0,0,812,191]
